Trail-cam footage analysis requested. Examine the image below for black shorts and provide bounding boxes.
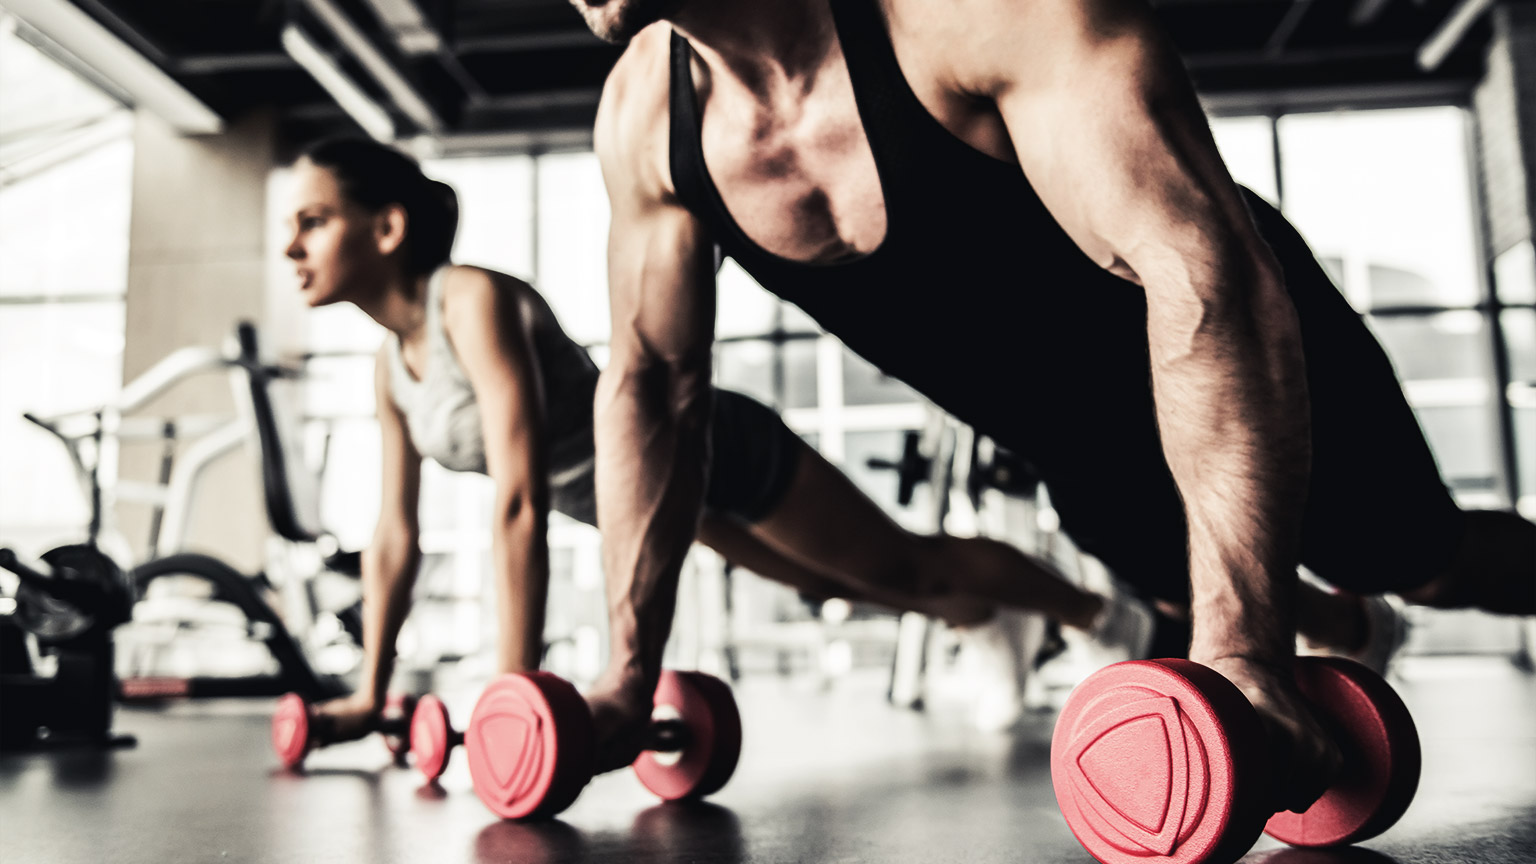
[1025,192,1467,603]
[552,388,802,527]
[704,389,804,522]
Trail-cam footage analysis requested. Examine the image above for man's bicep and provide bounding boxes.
[993,16,1262,286]
[605,199,717,371]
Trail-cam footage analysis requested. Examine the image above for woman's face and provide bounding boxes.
[283,159,393,308]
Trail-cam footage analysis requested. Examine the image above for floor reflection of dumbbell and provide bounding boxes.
[464,670,741,820]
[271,691,418,769]
[1051,656,1420,864]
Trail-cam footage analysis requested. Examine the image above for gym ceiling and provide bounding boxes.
[5,0,1504,152]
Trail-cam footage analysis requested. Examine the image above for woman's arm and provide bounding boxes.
[320,346,423,737]
[440,267,551,675]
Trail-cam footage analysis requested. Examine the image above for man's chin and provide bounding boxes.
[571,0,670,44]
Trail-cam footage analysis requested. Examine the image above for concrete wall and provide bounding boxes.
[118,110,278,570]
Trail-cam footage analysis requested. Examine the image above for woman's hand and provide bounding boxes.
[313,693,384,743]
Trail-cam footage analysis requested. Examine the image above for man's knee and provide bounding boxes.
[869,535,947,599]
[1399,510,1535,614]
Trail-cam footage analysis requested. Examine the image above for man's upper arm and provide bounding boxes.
[969,0,1275,292]
[594,31,717,372]
[373,347,421,535]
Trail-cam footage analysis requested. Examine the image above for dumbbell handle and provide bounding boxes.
[304,704,411,744]
[434,714,683,756]
[644,718,691,754]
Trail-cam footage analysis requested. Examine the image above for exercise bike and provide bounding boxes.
[0,545,135,751]
[7,321,355,703]
[117,321,362,700]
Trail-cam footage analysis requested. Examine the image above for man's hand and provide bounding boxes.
[312,693,383,744]
[1202,656,1343,815]
[586,676,654,774]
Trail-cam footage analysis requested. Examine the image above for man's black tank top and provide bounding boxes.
[665,0,1445,583]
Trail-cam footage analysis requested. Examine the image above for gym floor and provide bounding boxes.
[4,658,1533,864]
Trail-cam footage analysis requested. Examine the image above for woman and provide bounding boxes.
[282,137,1145,738]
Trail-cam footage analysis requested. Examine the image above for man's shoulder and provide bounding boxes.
[595,24,676,201]
[596,27,671,157]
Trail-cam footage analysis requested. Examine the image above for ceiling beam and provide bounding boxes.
[360,0,440,54]
[454,30,606,54]
[281,23,394,141]
[1349,0,1395,27]
[406,128,593,157]
[467,87,602,114]
[178,53,296,75]
[1418,0,1496,70]
[299,0,444,133]
[1200,76,1473,114]
[1186,41,1417,69]
[1265,0,1316,56]
[69,0,168,67]
[0,0,221,133]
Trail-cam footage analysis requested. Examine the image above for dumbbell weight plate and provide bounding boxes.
[466,672,594,820]
[632,670,742,801]
[411,693,455,782]
[1264,657,1420,847]
[1050,659,1271,864]
[273,692,312,769]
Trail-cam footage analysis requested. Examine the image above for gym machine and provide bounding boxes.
[0,546,134,751]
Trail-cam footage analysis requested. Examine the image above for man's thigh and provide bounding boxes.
[1250,192,1467,595]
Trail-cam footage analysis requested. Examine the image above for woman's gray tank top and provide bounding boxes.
[386,267,601,522]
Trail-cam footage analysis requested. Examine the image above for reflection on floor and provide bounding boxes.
[3,656,1533,864]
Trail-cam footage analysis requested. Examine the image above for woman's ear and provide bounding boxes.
[376,204,408,257]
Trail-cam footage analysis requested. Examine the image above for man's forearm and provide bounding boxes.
[1148,262,1311,667]
[593,360,712,699]
[359,539,421,707]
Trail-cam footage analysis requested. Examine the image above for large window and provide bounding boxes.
[1212,106,1529,655]
[0,16,133,554]
[1212,107,1521,512]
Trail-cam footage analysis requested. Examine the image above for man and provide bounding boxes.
[575,0,1536,815]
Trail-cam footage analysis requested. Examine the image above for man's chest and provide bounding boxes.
[698,71,887,264]
[692,43,1015,265]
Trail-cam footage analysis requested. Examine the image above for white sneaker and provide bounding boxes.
[955,609,1046,732]
[1299,594,1409,676]
[1063,590,1156,673]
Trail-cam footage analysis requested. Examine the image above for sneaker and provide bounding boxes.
[1063,590,1156,672]
[1300,594,1409,676]
[955,609,1046,731]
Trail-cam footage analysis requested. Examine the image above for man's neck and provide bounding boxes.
[669,0,840,96]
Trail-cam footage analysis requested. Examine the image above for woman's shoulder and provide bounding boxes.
[439,265,533,327]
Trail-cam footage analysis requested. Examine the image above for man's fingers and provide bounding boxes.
[1277,731,1340,813]
[1258,700,1344,814]
[588,695,649,774]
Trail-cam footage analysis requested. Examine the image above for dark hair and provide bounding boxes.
[300,137,459,276]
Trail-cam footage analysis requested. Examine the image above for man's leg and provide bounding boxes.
[740,437,1106,631]
[1289,510,1532,675]
[1400,509,1536,614]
